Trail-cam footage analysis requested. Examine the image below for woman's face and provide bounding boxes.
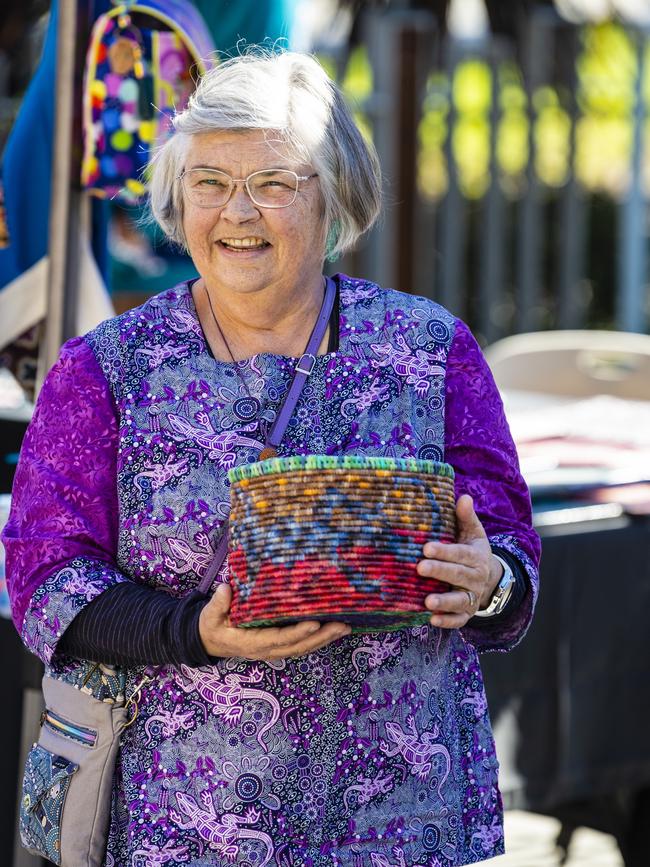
[180,129,325,299]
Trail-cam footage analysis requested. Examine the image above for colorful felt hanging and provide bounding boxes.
[228,455,457,632]
[81,1,215,204]
[0,182,9,250]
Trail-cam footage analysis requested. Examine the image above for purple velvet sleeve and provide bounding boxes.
[1,336,128,663]
[444,319,541,652]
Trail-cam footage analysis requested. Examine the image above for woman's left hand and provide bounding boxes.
[418,494,502,628]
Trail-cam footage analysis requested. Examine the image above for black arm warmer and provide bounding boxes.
[57,582,213,667]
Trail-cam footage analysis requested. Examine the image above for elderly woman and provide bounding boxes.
[4,51,539,867]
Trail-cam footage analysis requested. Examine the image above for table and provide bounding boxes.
[481,513,650,864]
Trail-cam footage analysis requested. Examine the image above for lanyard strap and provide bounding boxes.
[197,276,337,593]
[264,276,337,450]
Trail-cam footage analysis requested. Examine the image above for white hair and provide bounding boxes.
[148,49,382,259]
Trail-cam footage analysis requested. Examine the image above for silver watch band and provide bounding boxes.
[474,554,515,618]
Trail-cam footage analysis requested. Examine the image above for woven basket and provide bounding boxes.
[227,455,456,632]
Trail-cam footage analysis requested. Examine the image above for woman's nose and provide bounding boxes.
[221,185,260,221]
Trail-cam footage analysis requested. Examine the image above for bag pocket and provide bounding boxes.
[42,709,98,748]
[20,743,79,865]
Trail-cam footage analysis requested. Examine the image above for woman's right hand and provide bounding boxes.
[198,583,351,661]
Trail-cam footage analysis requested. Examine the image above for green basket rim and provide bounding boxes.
[228,455,454,484]
[237,610,433,632]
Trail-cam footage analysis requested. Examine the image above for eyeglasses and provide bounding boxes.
[177,168,318,209]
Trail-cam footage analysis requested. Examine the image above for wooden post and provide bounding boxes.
[556,24,588,330]
[395,15,437,295]
[438,36,467,316]
[38,0,92,389]
[359,8,437,292]
[478,38,509,343]
[515,7,556,333]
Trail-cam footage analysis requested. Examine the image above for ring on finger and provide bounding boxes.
[465,589,477,609]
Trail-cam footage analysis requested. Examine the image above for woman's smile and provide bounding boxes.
[217,236,272,255]
[219,237,270,251]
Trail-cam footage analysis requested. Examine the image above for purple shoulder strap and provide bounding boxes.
[197,276,337,593]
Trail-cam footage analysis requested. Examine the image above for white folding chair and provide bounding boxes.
[484,330,650,401]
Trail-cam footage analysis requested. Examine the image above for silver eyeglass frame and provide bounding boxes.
[176,168,318,209]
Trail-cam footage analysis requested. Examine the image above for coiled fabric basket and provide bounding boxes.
[227,455,457,632]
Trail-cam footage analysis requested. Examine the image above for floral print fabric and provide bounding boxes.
[20,744,78,865]
[3,275,540,866]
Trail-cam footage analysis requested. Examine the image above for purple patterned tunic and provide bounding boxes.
[4,275,540,866]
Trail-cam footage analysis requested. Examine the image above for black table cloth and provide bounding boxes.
[481,513,650,863]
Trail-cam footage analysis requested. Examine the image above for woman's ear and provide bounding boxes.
[325,220,340,262]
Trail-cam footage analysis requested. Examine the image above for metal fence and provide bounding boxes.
[335,5,650,344]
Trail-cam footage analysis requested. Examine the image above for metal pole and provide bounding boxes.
[616,28,648,333]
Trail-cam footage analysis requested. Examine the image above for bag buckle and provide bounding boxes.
[295,353,316,376]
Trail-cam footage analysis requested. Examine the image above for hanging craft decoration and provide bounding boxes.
[81,0,215,203]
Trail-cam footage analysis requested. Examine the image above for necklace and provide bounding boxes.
[202,279,333,461]
[203,283,278,459]
[203,284,253,392]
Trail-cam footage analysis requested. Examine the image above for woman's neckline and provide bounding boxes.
[184,277,341,365]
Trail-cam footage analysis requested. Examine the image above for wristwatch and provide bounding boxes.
[474,555,515,618]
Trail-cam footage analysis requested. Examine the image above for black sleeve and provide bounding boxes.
[57,582,214,667]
